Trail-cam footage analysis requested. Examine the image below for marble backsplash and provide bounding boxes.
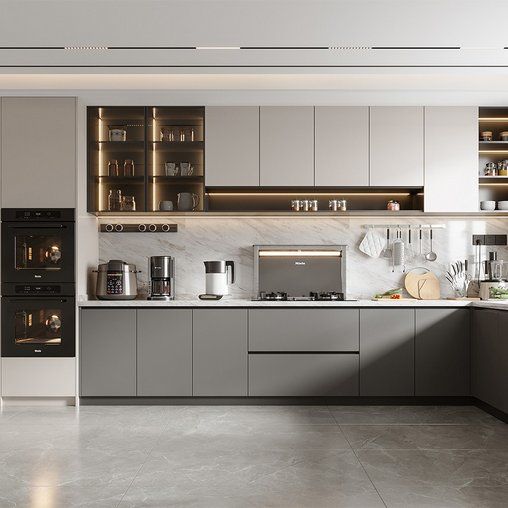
[98,217,508,299]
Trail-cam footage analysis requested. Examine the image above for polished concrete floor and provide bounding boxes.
[0,405,506,508]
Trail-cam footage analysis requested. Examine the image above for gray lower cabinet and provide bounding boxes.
[472,309,508,413]
[193,309,248,396]
[80,309,136,397]
[249,353,359,396]
[137,309,192,396]
[249,309,359,352]
[360,309,415,396]
[415,308,470,396]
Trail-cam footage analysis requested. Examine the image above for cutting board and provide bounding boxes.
[404,268,441,300]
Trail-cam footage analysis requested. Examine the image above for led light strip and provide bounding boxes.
[259,250,342,257]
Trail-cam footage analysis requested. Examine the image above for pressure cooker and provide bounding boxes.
[94,260,139,300]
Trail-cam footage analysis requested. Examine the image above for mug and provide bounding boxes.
[164,162,178,176]
[158,200,174,211]
[177,192,200,211]
[180,162,193,176]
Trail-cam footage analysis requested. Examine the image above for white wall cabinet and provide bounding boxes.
[315,106,369,186]
[260,106,314,186]
[205,106,259,186]
[424,106,478,212]
[370,106,424,186]
[1,97,76,208]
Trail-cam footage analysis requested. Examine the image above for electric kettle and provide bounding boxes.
[199,260,235,300]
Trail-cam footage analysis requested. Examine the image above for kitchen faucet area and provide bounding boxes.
[0,1,507,507]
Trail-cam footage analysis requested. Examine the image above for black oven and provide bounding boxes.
[1,296,75,357]
[1,209,75,286]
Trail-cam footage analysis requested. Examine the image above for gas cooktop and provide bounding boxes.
[255,291,346,301]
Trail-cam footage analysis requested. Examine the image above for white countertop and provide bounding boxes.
[77,297,508,309]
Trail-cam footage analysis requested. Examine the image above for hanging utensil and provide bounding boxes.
[381,228,392,258]
[419,228,423,257]
[425,228,437,262]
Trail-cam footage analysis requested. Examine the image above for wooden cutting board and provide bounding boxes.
[404,268,441,300]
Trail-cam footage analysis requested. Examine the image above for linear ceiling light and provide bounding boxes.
[64,46,109,50]
[195,46,240,50]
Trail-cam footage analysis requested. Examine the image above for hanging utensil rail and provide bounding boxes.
[363,224,446,230]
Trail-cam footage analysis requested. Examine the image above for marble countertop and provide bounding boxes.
[76,297,508,309]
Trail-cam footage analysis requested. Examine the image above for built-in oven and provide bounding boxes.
[1,209,75,286]
[1,295,75,357]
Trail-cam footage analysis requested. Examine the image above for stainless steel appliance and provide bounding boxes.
[253,245,347,300]
[479,252,506,300]
[1,208,75,286]
[147,256,175,300]
[199,260,235,300]
[95,260,139,300]
[1,208,76,357]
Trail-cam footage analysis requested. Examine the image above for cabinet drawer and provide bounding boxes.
[249,353,359,396]
[249,309,359,352]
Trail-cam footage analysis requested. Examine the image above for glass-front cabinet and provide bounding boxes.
[87,106,205,213]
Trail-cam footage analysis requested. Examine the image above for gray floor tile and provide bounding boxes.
[342,423,508,450]
[329,405,501,425]
[119,449,384,508]
[357,448,508,507]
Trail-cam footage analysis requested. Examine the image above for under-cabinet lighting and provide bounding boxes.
[479,150,508,153]
[259,250,342,257]
[479,118,508,121]
[479,182,508,186]
[195,46,240,50]
[208,192,413,197]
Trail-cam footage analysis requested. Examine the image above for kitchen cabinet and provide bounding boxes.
[259,106,314,186]
[205,107,259,186]
[80,309,136,397]
[137,309,192,396]
[424,106,478,212]
[1,97,76,207]
[315,107,369,186]
[370,106,424,186]
[360,309,414,396]
[415,308,470,396]
[193,309,248,396]
[249,309,359,352]
[472,309,508,413]
[249,353,359,396]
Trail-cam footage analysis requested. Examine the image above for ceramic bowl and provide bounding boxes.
[497,201,508,210]
[480,201,496,211]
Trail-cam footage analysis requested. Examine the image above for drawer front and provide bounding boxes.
[249,353,359,396]
[249,309,359,352]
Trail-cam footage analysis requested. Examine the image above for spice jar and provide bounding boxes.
[291,199,301,211]
[485,162,498,176]
[121,195,136,212]
[300,199,310,212]
[481,131,493,141]
[108,189,122,211]
[309,199,319,211]
[124,159,135,177]
[108,159,120,177]
[387,200,400,211]
[338,199,347,211]
[499,161,508,176]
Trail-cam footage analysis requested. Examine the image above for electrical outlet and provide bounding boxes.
[472,235,485,245]
[472,234,507,246]
[496,235,508,245]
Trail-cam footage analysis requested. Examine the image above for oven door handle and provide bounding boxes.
[7,224,67,229]
[5,298,70,303]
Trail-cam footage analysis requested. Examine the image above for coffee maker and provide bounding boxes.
[147,256,175,300]
[479,252,505,300]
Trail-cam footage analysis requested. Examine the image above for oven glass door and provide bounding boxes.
[1,297,75,357]
[2,223,75,283]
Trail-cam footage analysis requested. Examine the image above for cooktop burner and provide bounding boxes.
[256,291,345,301]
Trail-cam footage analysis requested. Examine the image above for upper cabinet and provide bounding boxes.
[370,107,424,187]
[424,107,478,212]
[315,107,369,186]
[1,97,76,208]
[260,106,314,186]
[205,107,259,187]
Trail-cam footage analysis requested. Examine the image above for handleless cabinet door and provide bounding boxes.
[472,309,508,413]
[424,107,478,212]
[360,309,415,396]
[205,107,260,186]
[193,309,248,396]
[370,107,424,186]
[315,107,369,186]
[1,97,76,207]
[415,308,470,396]
[137,309,192,396]
[80,309,136,397]
[260,107,314,186]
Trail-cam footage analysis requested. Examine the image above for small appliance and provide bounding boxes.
[95,260,139,300]
[479,252,505,300]
[253,245,347,300]
[199,260,235,300]
[147,256,175,300]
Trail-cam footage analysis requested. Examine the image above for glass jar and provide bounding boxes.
[121,195,136,212]
[123,159,135,177]
[387,200,400,211]
[108,159,120,177]
[108,189,122,211]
